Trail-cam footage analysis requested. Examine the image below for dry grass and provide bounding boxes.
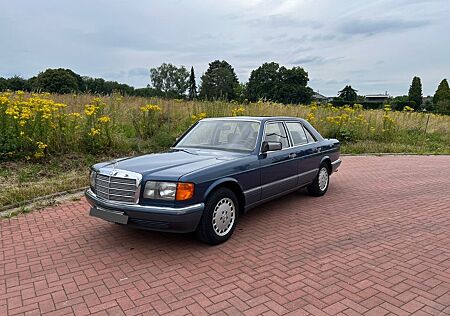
[1,93,449,209]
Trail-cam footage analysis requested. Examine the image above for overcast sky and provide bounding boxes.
[1,0,449,96]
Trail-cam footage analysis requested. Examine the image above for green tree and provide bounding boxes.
[247,62,312,104]
[338,85,358,102]
[433,79,450,104]
[435,100,450,115]
[150,63,189,98]
[247,62,282,102]
[134,87,159,98]
[5,76,30,91]
[431,79,450,114]
[199,60,239,101]
[277,66,313,104]
[0,77,7,91]
[82,76,134,95]
[391,95,415,111]
[188,66,197,100]
[408,76,423,110]
[234,82,248,103]
[33,68,81,93]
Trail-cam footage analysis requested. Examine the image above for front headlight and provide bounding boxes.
[143,181,194,201]
[89,170,97,190]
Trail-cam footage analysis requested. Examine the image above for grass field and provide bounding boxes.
[1,92,449,212]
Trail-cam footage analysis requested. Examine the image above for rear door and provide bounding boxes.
[260,121,298,200]
[285,121,320,186]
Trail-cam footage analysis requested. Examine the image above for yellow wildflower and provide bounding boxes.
[306,112,316,122]
[140,104,161,112]
[36,141,48,150]
[231,107,245,116]
[403,106,414,112]
[69,112,81,118]
[84,104,98,116]
[191,112,207,123]
[89,128,101,136]
[98,116,111,123]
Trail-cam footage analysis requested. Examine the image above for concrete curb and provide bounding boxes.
[341,153,450,156]
[0,187,87,216]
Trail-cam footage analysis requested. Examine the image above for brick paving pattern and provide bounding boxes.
[1,155,450,315]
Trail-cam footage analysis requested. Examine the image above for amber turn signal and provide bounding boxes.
[176,182,194,201]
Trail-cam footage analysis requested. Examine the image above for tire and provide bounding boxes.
[196,188,239,245]
[307,163,330,197]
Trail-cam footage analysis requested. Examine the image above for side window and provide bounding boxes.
[303,127,316,143]
[286,122,308,146]
[264,122,289,149]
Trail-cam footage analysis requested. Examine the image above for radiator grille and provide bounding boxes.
[95,173,138,203]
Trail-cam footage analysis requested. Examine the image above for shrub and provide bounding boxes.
[0,92,114,160]
[1,92,449,161]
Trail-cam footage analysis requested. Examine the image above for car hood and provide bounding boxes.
[94,149,246,181]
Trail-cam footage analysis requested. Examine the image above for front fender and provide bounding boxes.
[203,177,244,200]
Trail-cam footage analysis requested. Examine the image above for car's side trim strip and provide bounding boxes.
[243,168,319,196]
[244,186,260,195]
[299,168,319,178]
[244,186,303,211]
[261,173,299,190]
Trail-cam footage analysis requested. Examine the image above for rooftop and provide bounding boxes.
[202,116,305,122]
[365,93,391,98]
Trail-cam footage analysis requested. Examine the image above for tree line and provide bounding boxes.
[0,61,314,104]
[142,60,314,104]
[331,76,450,114]
[0,68,134,95]
[1,63,449,115]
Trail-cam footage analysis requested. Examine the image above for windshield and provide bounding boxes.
[176,120,260,153]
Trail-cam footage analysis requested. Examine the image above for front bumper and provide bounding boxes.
[85,189,204,233]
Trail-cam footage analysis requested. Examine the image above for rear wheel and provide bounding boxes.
[196,188,238,245]
[307,163,330,196]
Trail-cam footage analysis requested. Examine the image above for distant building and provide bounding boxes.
[364,92,391,103]
[312,91,332,103]
[422,96,433,104]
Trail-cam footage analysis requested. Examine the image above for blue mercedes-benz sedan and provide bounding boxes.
[86,116,341,244]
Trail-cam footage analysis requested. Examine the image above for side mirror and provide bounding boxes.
[261,141,282,153]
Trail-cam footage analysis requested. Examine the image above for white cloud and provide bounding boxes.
[0,0,449,95]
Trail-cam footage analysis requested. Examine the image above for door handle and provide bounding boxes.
[288,153,297,159]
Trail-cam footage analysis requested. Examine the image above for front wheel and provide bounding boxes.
[195,188,239,245]
[307,164,330,196]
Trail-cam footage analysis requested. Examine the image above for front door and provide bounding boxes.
[260,121,298,200]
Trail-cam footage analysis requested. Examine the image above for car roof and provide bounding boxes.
[201,116,307,123]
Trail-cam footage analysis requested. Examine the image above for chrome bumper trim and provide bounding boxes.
[331,158,342,173]
[85,189,204,215]
[331,158,342,165]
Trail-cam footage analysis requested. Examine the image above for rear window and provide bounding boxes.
[286,122,308,146]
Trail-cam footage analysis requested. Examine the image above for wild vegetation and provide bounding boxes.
[1,91,449,211]
[2,63,449,115]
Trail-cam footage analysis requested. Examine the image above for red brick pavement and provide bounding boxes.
[1,155,450,315]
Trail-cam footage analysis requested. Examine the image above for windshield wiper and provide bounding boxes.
[171,148,198,155]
